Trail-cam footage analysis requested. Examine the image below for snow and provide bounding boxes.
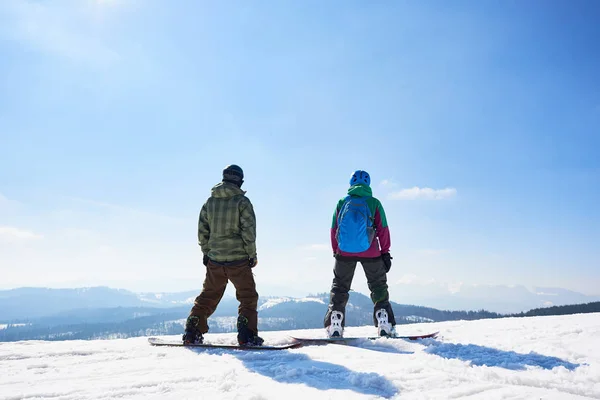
[259,296,326,311]
[0,323,27,330]
[404,315,434,323]
[1,313,599,399]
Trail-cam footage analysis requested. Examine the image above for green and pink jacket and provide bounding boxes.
[330,184,391,258]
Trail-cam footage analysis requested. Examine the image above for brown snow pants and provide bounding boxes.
[189,260,259,334]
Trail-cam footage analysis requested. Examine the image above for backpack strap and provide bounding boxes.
[335,196,351,240]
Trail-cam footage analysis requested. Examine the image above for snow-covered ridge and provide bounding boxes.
[258,297,326,311]
[0,323,27,330]
[135,291,199,306]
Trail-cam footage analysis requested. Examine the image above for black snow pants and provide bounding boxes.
[324,256,396,328]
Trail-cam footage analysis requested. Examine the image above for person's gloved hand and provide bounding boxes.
[203,254,209,266]
[381,253,392,273]
[249,258,258,268]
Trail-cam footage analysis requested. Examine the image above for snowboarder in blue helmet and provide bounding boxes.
[324,170,396,338]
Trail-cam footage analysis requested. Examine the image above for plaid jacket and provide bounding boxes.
[198,182,257,262]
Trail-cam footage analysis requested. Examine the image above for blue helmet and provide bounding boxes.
[350,170,370,186]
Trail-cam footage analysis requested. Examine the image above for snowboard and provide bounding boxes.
[290,331,439,343]
[148,337,302,350]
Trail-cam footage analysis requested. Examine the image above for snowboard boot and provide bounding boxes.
[326,311,344,338]
[375,308,394,337]
[182,315,203,345]
[237,315,264,346]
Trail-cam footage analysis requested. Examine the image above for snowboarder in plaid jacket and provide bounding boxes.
[324,170,396,338]
[183,165,263,346]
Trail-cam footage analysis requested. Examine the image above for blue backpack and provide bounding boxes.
[336,196,375,253]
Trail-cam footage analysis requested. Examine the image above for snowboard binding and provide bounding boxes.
[327,311,344,338]
[182,316,203,345]
[375,308,394,337]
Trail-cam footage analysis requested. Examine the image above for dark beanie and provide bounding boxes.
[223,164,244,186]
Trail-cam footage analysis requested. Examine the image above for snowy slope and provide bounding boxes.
[1,313,599,400]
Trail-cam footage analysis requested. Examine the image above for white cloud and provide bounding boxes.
[447,281,463,294]
[0,192,20,210]
[0,226,43,240]
[389,187,457,200]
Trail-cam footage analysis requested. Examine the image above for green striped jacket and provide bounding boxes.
[198,182,257,262]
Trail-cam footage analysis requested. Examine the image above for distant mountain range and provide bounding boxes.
[388,282,600,314]
[0,287,191,320]
[0,287,440,324]
[1,284,598,322]
[0,287,497,341]
[1,286,598,342]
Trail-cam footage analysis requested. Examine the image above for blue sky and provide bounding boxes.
[0,1,598,297]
